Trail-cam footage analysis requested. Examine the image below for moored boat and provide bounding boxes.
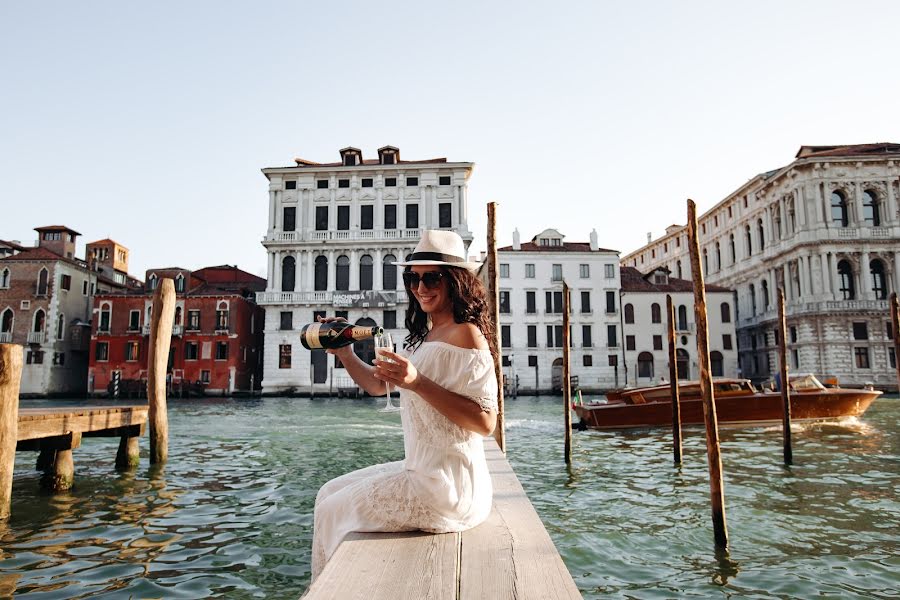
[573,374,882,430]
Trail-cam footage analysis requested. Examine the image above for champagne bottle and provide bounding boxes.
[299,322,384,350]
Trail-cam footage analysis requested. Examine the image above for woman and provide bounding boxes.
[311,229,499,581]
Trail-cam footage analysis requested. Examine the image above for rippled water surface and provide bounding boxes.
[2,395,898,598]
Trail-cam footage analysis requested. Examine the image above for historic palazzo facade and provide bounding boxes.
[258,146,474,393]
[622,143,900,389]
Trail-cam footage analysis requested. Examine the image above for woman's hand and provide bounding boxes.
[374,350,420,391]
[317,316,354,361]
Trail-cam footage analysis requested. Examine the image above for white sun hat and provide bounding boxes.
[393,230,482,271]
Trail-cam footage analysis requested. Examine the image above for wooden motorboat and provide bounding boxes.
[573,374,881,430]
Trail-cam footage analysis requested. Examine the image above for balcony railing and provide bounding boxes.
[263,229,422,244]
[142,324,186,336]
[27,331,46,344]
[0,332,12,343]
[257,291,334,305]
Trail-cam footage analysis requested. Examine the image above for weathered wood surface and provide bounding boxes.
[777,288,793,465]
[1,344,24,520]
[305,439,581,599]
[487,202,506,453]
[891,293,900,392]
[666,294,682,466]
[16,406,149,442]
[562,281,572,464]
[687,199,729,549]
[148,278,176,464]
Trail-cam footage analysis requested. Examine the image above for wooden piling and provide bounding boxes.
[562,281,572,465]
[891,293,900,392]
[0,344,23,520]
[487,202,506,453]
[777,288,793,465]
[687,199,729,549]
[666,295,682,466]
[148,278,176,465]
[116,434,141,470]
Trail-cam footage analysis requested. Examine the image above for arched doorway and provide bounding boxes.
[354,317,378,366]
[676,348,690,380]
[551,357,563,391]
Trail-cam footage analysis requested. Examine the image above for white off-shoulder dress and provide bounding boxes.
[311,341,498,580]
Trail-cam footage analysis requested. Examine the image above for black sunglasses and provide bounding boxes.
[403,271,445,289]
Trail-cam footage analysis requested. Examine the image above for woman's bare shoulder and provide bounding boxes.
[444,322,489,350]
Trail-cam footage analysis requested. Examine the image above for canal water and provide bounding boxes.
[2,395,898,598]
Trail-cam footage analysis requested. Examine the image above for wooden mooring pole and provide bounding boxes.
[487,202,506,453]
[0,345,23,520]
[777,288,793,465]
[891,293,900,392]
[148,278,176,465]
[562,281,572,465]
[666,295,682,466]
[687,199,729,549]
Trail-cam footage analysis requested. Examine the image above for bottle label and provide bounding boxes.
[305,323,324,349]
[350,327,372,341]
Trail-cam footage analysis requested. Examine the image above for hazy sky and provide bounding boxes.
[3,1,899,279]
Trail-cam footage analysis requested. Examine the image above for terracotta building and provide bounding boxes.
[88,265,266,396]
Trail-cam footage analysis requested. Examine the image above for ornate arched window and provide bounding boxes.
[281,256,296,292]
[175,273,185,292]
[216,301,229,330]
[863,190,880,227]
[745,225,753,256]
[715,242,721,272]
[314,256,328,291]
[757,219,765,251]
[382,254,397,290]
[831,191,848,227]
[676,348,690,380]
[774,212,782,240]
[637,351,654,379]
[359,254,373,290]
[651,303,661,324]
[762,279,770,310]
[56,313,65,340]
[720,302,731,323]
[148,273,158,290]
[870,259,887,299]
[624,303,634,324]
[100,302,111,332]
[677,305,688,331]
[336,255,350,291]
[710,351,724,377]
[729,234,736,264]
[749,284,757,316]
[33,309,45,333]
[0,268,9,288]
[1,308,14,335]
[837,259,855,300]
[703,248,709,275]
[174,306,182,326]
[37,268,49,295]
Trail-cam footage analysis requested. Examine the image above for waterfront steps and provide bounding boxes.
[305,438,582,599]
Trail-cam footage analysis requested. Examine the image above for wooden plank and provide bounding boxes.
[1,344,23,520]
[17,407,148,441]
[306,531,457,600]
[460,440,581,599]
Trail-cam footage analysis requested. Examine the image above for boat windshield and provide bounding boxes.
[789,374,826,391]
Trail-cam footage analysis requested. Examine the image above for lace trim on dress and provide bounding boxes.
[467,394,498,412]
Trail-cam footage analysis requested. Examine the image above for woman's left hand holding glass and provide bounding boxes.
[374,350,419,390]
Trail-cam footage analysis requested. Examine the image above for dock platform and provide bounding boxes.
[305,438,582,599]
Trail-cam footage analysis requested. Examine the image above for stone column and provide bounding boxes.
[796,188,806,229]
[374,248,383,290]
[268,190,276,232]
[376,187,384,231]
[783,263,793,300]
[831,254,842,300]
[307,189,316,239]
[349,249,359,290]
[854,181,865,226]
[296,250,303,293]
[273,251,282,292]
[820,252,831,299]
[860,250,871,300]
[815,182,825,226]
[306,251,314,290]
[886,179,897,226]
[798,255,808,298]
[459,184,469,231]
[894,251,900,297]
[327,250,336,291]
[350,176,359,233]
[266,252,274,291]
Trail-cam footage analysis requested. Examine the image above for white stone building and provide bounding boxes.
[496,228,622,393]
[620,266,738,386]
[258,146,474,394]
[622,143,900,389]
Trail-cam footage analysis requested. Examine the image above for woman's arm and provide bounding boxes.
[374,349,497,436]
[326,345,389,397]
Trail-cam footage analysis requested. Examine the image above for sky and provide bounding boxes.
[2,1,899,279]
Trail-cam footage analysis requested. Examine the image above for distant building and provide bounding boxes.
[622,143,900,388]
[86,238,142,292]
[620,266,738,385]
[88,265,265,396]
[258,146,474,393]
[496,228,622,393]
[0,226,98,395]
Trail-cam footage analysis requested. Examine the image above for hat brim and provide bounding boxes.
[392,259,482,271]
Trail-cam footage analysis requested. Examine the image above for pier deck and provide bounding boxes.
[305,438,581,599]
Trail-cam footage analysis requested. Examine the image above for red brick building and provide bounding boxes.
[88,265,266,396]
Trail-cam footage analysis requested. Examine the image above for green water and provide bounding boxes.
[2,396,898,598]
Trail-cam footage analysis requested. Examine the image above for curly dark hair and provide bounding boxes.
[403,266,498,364]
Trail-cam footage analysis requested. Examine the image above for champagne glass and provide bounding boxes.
[375,333,400,412]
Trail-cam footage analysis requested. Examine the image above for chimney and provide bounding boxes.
[590,229,599,251]
[512,228,521,250]
[647,232,652,244]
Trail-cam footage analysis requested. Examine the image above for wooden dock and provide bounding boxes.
[305,438,582,599]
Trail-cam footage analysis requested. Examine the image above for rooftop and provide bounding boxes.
[620,266,731,293]
[795,142,900,159]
